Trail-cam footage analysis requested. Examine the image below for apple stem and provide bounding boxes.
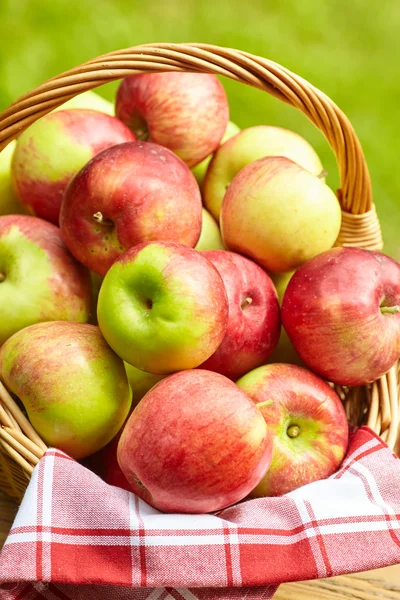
[241,297,253,310]
[380,305,400,315]
[318,169,328,179]
[0,273,5,282]
[92,212,113,227]
[287,424,300,438]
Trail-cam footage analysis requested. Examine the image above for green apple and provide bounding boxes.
[191,120,240,188]
[0,142,27,216]
[0,321,132,459]
[97,241,229,374]
[195,208,225,252]
[221,156,341,273]
[57,90,114,115]
[124,363,165,408]
[204,125,325,221]
[0,214,92,346]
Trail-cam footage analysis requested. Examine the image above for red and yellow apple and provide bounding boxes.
[0,321,132,459]
[282,247,400,386]
[117,369,273,513]
[0,215,91,345]
[204,125,325,220]
[199,250,280,379]
[12,109,135,224]
[237,363,349,496]
[60,141,203,276]
[221,156,341,273]
[97,241,229,374]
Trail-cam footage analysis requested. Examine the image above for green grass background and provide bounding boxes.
[0,0,399,258]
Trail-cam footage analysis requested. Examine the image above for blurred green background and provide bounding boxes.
[0,0,399,258]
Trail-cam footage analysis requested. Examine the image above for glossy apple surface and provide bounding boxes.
[282,247,400,386]
[195,208,225,252]
[0,142,27,216]
[204,125,325,220]
[237,363,349,496]
[0,322,132,459]
[124,363,165,408]
[60,141,202,276]
[12,109,135,224]
[115,72,229,167]
[220,156,341,273]
[117,369,273,513]
[0,215,91,345]
[199,250,280,379]
[97,241,228,374]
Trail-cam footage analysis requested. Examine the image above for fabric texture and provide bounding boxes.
[1,427,400,599]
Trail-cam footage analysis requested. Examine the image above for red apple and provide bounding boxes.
[11,109,135,225]
[198,250,280,379]
[0,214,92,345]
[237,363,349,496]
[60,141,203,276]
[97,241,229,374]
[115,72,229,167]
[90,429,131,492]
[281,247,400,386]
[117,369,273,513]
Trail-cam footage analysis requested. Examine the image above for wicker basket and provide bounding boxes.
[0,42,399,502]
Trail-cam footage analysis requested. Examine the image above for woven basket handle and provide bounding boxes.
[0,42,382,249]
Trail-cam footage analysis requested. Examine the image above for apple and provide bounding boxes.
[220,156,341,273]
[237,363,349,497]
[93,429,131,491]
[267,270,304,366]
[281,247,400,386]
[11,109,135,224]
[60,141,203,276]
[117,369,273,513]
[0,321,132,459]
[97,241,229,374]
[0,142,27,216]
[115,72,229,167]
[124,363,165,408]
[198,250,280,379]
[58,90,114,115]
[195,208,225,252]
[0,215,91,346]
[204,125,325,221]
[191,120,241,188]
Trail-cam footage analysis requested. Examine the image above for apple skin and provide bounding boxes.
[60,141,203,276]
[220,156,341,273]
[0,215,92,345]
[11,109,135,225]
[97,241,229,374]
[281,247,400,386]
[0,142,27,216]
[191,121,241,188]
[0,321,132,459]
[195,208,225,252]
[237,363,349,497]
[124,363,165,408]
[204,125,325,221]
[115,72,229,167]
[59,90,114,115]
[198,250,281,379]
[117,369,273,513]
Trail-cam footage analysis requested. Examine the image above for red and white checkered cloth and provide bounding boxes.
[1,426,400,600]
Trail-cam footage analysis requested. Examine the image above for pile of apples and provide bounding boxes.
[1,72,400,514]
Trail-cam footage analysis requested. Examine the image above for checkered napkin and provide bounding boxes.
[1,426,400,600]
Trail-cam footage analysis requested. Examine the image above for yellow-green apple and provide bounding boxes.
[237,363,349,496]
[0,321,132,459]
[60,141,203,276]
[0,142,27,216]
[221,156,341,273]
[124,363,165,408]
[117,369,273,513]
[97,241,229,374]
[11,109,135,225]
[204,125,325,220]
[191,121,241,188]
[115,72,229,167]
[267,270,304,366]
[195,208,225,252]
[0,215,91,345]
[58,90,114,115]
[282,247,400,386]
[198,250,280,379]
